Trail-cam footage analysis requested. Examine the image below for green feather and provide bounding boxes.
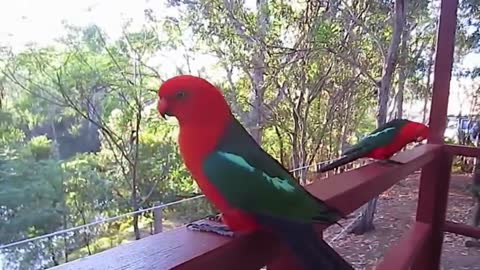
[202,119,341,224]
[219,152,296,192]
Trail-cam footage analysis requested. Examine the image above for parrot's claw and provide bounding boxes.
[206,213,223,223]
[379,159,405,166]
[186,222,234,237]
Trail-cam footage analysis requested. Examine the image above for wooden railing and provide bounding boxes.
[53,143,472,270]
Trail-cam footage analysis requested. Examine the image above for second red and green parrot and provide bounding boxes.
[158,75,353,270]
[319,119,429,173]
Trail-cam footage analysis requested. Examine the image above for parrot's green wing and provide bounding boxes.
[202,119,342,224]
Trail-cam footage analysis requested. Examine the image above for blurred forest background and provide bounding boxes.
[1,0,480,269]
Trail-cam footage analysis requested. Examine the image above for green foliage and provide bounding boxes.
[27,136,52,160]
[314,21,342,47]
[0,139,64,268]
[0,111,25,146]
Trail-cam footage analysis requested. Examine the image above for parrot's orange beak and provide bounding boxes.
[157,98,168,119]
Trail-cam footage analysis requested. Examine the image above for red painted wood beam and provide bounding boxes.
[51,145,440,270]
[376,222,432,270]
[444,221,480,239]
[445,144,480,157]
[425,0,458,145]
[412,151,454,270]
[413,0,458,268]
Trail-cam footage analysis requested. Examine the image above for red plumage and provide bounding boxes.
[158,75,260,233]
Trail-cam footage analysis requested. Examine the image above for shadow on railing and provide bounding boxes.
[52,143,465,270]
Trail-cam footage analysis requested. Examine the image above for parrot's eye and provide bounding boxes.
[176,91,187,100]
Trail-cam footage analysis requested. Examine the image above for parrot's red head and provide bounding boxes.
[408,121,429,142]
[157,75,232,126]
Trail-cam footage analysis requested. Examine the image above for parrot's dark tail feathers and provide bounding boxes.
[257,215,354,270]
[312,237,354,270]
[319,151,364,173]
[283,227,354,270]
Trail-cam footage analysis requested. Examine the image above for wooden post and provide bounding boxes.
[153,202,163,234]
[425,0,458,145]
[412,151,453,270]
[412,0,458,268]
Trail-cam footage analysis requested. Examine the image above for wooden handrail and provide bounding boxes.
[445,144,480,157]
[309,144,440,215]
[51,144,440,270]
[444,221,480,239]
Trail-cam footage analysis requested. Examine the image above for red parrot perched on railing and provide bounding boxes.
[319,119,429,173]
[157,75,353,270]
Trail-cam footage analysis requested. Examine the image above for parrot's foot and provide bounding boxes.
[206,213,223,223]
[186,221,234,237]
[379,159,405,166]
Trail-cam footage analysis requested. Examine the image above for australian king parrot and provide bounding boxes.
[157,75,354,270]
[319,119,429,173]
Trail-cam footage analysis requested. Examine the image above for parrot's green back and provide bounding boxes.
[343,119,409,156]
[202,118,342,224]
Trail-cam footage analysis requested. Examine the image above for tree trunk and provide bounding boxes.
[396,26,411,119]
[423,37,436,123]
[51,117,71,262]
[376,0,405,125]
[132,212,141,239]
[339,92,353,173]
[48,236,59,266]
[291,120,304,184]
[0,81,4,110]
[131,56,143,241]
[351,0,406,235]
[274,125,286,165]
[80,209,92,255]
[63,214,69,263]
[245,0,269,144]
